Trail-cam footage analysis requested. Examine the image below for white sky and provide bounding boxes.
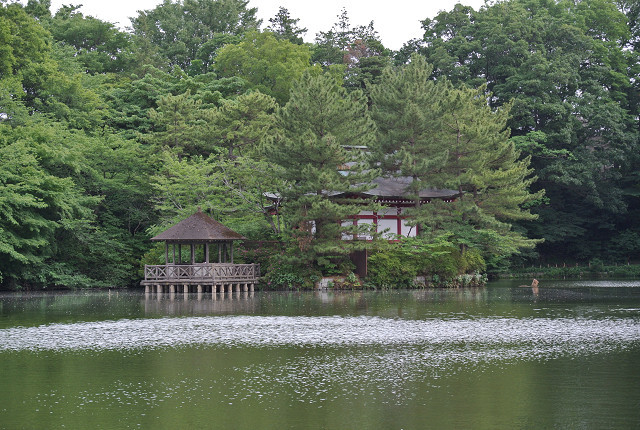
[41,0,487,50]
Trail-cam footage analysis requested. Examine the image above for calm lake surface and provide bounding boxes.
[1,280,639,429]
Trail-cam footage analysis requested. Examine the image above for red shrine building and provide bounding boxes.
[337,176,460,240]
[268,174,460,277]
[335,176,461,276]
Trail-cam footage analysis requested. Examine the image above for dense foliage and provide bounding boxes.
[0,0,637,289]
[400,0,640,266]
[370,56,544,263]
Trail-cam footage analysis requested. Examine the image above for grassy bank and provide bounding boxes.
[492,262,640,280]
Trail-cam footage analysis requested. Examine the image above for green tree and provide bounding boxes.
[191,33,241,75]
[144,81,276,159]
[214,30,313,104]
[204,91,277,158]
[0,139,80,286]
[0,120,123,288]
[151,152,224,224]
[1,2,107,130]
[617,0,640,49]
[0,75,30,125]
[149,151,279,238]
[267,6,307,44]
[146,90,206,156]
[24,0,52,21]
[216,156,286,237]
[312,8,386,64]
[370,56,543,262]
[312,8,392,93]
[80,135,156,241]
[427,83,543,257]
[57,132,156,288]
[369,56,448,190]
[0,1,49,78]
[268,71,379,272]
[406,0,639,263]
[49,5,134,74]
[104,66,249,139]
[131,0,259,69]
[0,3,166,289]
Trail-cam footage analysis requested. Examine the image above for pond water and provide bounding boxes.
[1,280,639,429]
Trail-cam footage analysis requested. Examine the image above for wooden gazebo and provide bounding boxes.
[141,208,260,293]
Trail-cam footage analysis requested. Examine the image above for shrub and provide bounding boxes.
[366,238,486,288]
[589,258,605,273]
[262,252,320,290]
[417,245,485,281]
[367,251,419,288]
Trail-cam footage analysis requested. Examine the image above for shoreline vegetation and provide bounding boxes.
[493,261,640,281]
[4,267,640,292]
[3,261,640,292]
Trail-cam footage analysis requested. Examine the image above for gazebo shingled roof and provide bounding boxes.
[151,209,245,243]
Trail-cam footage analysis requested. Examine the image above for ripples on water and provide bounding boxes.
[552,280,640,288]
[2,315,638,354]
[9,314,639,411]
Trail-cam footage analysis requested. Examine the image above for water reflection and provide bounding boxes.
[143,291,258,315]
[144,288,493,320]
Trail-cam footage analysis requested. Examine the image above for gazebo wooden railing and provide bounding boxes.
[144,263,260,283]
[141,263,260,294]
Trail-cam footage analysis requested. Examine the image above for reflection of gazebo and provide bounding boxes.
[141,208,259,294]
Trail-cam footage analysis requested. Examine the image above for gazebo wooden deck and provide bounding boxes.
[141,209,260,293]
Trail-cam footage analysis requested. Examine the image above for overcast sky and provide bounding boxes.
[43,0,487,50]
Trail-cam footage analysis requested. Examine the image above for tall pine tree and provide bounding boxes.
[269,71,378,272]
[430,82,544,259]
[370,56,543,262]
[369,56,449,202]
